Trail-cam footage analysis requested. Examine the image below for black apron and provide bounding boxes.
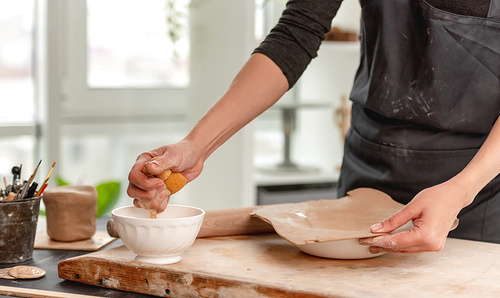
[338,0,500,243]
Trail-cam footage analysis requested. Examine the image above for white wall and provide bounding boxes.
[294,0,361,176]
[254,0,362,181]
[186,0,257,210]
[295,42,360,174]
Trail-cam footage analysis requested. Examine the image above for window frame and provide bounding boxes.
[59,0,188,120]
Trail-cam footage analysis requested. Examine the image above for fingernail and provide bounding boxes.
[148,159,160,168]
[370,222,383,232]
[358,238,370,245]
[370,247,384,254]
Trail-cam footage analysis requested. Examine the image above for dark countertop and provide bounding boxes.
[0,217,156,298]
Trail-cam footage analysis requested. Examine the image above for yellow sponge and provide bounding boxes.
[142,161,186,194]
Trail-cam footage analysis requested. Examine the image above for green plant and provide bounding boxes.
[55,176,121,218]
[166,0,184,45]
[165,0,189,58]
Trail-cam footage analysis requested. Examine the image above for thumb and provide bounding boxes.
[370,206,415,233]
[144,156,171,176]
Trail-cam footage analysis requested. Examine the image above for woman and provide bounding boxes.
[127,0,500,254]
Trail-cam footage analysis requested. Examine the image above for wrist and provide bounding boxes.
[446,173,478,208]
[182,129,215,162]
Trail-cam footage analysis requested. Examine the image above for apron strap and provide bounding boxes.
[488,0,500,20]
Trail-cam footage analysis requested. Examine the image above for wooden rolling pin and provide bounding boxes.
[107,206,274,238]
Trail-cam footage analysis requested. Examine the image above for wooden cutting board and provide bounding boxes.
[58,234,500,297]
[35,231,117,251]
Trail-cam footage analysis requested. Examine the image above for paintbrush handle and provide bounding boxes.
[35,183,48,197]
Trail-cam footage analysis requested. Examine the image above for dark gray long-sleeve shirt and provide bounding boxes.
[254,0,491,89]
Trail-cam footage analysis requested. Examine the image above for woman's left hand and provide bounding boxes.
[360,116,500,253]
[358,181,471,253]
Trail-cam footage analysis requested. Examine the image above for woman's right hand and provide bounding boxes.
[126,53,289,214]
[126,139,204,214]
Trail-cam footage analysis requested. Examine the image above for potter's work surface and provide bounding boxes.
[58,234,500,297]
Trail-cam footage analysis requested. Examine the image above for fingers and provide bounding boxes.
[359,227,447,254]
[127,154,168,206]
[128,150,177,215]
[127,179,165,202]
[359,203,447,254]
[130,186,171,213]
[128,163,165,195]
[143,157,163,176]
[370,204,417,234]
[147,188,171,213]
[358,183,466,255]
[128,142,202,215]
[158,189,172,212]
[142,149,183,176]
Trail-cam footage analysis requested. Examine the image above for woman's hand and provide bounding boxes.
[127,139,204,214]
[126,54,289,215]
[360,116,500,253]
[359,181,472,253]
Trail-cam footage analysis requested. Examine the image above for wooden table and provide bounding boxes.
[58,234,500,297]
[0,218,153,298]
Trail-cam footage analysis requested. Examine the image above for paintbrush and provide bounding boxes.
[35,161,56,197]
[19,160,42,199]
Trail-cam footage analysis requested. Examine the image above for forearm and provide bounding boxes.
[450,116,500,205]
[185,53,289,161]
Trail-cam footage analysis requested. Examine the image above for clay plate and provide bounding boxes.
[296,225,413,259]
[252,188,414,259]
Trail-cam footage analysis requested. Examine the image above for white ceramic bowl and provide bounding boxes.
[111,205,205,264]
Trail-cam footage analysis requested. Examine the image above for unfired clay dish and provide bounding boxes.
[252,188,416,259]
[297,225,413,259]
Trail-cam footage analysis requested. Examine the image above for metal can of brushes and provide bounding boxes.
[0,196,42,264]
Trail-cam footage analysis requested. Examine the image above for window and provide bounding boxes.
[60,0,189,118]
[0,0,37,178]
[0,0,36,122]
[55,0,191,210]
[2,0,263,210]
[87,0,190,88]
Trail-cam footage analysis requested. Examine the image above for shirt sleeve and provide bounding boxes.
[253,0,343,89]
